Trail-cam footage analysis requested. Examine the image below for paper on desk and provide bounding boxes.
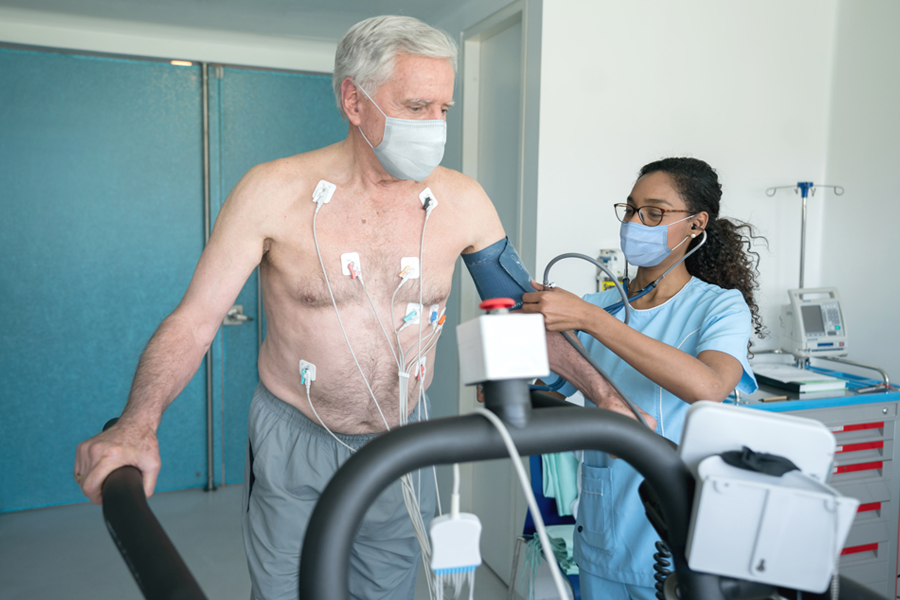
[752,364,844,384]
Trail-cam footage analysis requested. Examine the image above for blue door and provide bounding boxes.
[0,49,345,511]
[207,66,346,485]
[0,48,207,511]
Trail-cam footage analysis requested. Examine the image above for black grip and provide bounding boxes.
[101,464,207,599]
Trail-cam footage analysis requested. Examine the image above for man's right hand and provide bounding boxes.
[601,397,657,432]
[74,422,160,504]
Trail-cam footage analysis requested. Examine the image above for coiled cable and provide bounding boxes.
[653,540,672,600]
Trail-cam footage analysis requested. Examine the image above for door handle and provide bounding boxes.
[223,305,254,325]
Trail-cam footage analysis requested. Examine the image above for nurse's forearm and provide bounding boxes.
[580,305,740,403]
[546,332,656,428]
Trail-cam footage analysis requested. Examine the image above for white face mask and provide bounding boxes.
[355,82,447,182]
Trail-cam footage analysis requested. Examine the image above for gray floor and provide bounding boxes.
[0,484,509,599]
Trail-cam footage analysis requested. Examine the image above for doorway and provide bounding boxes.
[459,0,542,584]
[0,47,345,511]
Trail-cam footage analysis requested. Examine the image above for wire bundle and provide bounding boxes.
[310,182,445,599]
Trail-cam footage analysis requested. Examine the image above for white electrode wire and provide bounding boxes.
[404,327,441,366]
[304,384,356,453]
[451,462,461,518]
[392,278,411,425]
[387,277,435,598]
[391,278,408,354]
[410,377,443,517]
[396,395,432,586]
[399,372,410,428]
[401,469,434,595]
[414,208,431,424]
[432,465,443,516]
[473,408,570,600]
[312,203,391,432]
[404,365,425,502]
[311,193,435,599]
[357,274,402,370]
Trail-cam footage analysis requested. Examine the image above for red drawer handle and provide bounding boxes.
[836,441,884,454]
[841,543,879,556]
[857,502,881,513]
[830,422,884,433]
[833,461,883,475]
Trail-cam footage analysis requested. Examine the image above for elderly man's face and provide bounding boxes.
[358,54,455,146]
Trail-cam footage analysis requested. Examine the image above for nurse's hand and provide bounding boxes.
[521,281,591,331]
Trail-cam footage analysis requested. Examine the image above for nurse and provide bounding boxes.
[521,157,762,600]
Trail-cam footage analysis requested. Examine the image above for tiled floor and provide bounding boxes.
[0,484,509,599]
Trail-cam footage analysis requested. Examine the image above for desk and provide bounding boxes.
[736,367,900,598]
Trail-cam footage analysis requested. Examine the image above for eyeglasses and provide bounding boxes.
[614,203,693,227]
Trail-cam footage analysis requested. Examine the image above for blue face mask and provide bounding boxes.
[619,214,695,267]
[355,82,446,182]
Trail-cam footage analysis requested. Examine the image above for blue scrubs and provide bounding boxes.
[556,277,758,599]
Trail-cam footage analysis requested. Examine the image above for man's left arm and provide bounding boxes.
[459,179,656,428]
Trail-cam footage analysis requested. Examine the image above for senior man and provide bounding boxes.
[75,15,650,600]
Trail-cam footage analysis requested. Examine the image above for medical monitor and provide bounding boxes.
[780,287,848,359]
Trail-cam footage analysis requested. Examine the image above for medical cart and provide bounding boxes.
[739,367,900,599]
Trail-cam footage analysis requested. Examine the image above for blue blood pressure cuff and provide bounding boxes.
[462,237,533,309]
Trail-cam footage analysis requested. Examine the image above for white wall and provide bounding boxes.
[821,0,900,381]
[536,0,839,350]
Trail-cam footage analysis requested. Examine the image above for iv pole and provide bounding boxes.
[763,182,893,389]
[765,182,844,288]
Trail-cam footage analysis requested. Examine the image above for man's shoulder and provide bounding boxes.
[427,167,489,207]
[237,145,342,207]
[250,148,332,188]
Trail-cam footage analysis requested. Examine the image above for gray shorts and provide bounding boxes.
[241,382,436,600]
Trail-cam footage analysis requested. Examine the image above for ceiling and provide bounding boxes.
[0,0,455,42]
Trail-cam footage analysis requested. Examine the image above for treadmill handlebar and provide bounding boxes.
[98,394,888,600]
[299,392,721,599]
[100,418,207,600]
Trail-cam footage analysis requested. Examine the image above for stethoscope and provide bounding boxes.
[532,229,707,394]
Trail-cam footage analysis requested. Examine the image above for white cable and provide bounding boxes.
[413,209,430,426]
[312,202,391,432]
[304,382,356,453]
[392,278,412,426]
[404,199,440,597]
[358,274,402,369]
[451,463,461,517]
[399,371,410,427]
[473,408,570,600]
[401,469,434,595]
[312,189,437,599]
[432,466,443,517]
[404,327,441,366]
[391,278,409,357]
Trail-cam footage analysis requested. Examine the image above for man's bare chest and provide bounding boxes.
[265,202,461,308]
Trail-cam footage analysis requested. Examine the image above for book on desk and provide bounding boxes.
[752,364,848,393]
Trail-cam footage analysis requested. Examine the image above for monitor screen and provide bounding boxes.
[801,304,826,335]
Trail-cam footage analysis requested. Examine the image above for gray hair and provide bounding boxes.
[333,15,458,120]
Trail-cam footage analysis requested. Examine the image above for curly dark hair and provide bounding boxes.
[638,157,767,341]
